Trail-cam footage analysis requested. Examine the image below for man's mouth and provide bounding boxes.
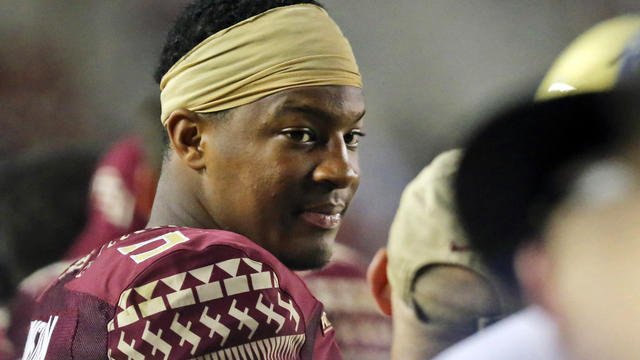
[300,212,342,229]
[299,203,345,229]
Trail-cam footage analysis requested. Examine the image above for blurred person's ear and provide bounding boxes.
[514,241,557,314]
[367,247,392,316]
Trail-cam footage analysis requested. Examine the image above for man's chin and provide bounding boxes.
[278,244,333,271]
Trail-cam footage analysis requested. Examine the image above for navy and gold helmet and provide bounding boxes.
[536,15,640,100]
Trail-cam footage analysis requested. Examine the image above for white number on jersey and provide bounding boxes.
[22,315,59,360]
[118,231,190,264]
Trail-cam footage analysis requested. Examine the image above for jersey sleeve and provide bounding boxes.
[106,242,308,360]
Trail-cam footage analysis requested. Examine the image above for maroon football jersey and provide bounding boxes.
[23,227,341,360]
[7,261,72,357]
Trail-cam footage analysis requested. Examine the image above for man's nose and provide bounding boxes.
[312,138,359,189]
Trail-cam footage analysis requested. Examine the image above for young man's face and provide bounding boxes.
[199,85,365,270]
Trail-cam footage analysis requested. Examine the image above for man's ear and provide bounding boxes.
[367,247,393,316]
[514,241,557,314]
[164,109,207,171]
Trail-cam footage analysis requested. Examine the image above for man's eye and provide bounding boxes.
[283,129,315,143]
[345,131,365,148]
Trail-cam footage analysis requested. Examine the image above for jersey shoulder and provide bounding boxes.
[55,227,333,360]
[64,227,301,305]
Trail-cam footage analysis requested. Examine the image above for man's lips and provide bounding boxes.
[299,203,345,229]
[300,212,342,229]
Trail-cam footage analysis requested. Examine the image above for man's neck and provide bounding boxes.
[146,159,218,230]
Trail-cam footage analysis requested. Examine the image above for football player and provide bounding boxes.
[22,1,365,359]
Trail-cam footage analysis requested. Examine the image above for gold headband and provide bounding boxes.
[159,4,362,124]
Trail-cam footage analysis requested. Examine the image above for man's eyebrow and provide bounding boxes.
[353,108,366,122]
[277,104,366,124]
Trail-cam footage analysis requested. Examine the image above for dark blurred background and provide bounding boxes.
[2,0,640,257]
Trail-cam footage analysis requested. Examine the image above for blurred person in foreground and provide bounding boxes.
[366,149,519,359]
[435,89,640,359]
[434,14,640,360]
[21,1,365,359]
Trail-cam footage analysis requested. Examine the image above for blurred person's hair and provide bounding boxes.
[461,14,640,291]
[0,146,100,289]
[455,88,640,291]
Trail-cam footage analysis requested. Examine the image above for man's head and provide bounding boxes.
[452,16,640,358]
[367,150,515,359]
[455,89,640,360]
[458,13,640,295]
[150,1,364,270]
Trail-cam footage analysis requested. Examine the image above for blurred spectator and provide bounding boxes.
[367,149,518,359]
[437,89,640,360]
[7,96,164,356]
[0,147,99,284]
[434,15,640,360]
[0,146,99,360]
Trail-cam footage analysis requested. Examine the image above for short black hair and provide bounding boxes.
[154,0,324,84]
[455,89,640,291]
